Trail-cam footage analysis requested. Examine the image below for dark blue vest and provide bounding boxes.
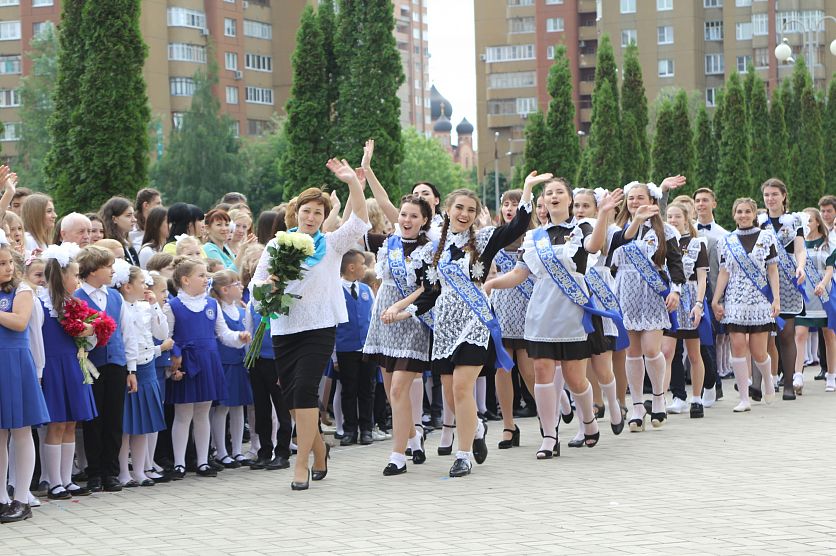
[335,282,373,352]
[217,305,246,365]
[249,303,274,360]
[75,286,127,367]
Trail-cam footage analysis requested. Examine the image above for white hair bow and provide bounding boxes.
[0,229,9,247]
[42,242,80,268]
[142,269,155,287]
[623,181,663,201]
[175,234,192,245]
[111,258,132,288]
[593,188,609,205]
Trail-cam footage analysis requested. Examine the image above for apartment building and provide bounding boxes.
[0,0,431,158]
[475,0,597,182]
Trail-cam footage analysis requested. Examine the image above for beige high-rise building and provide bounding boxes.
[0,0,431,160]
[475,0,836,182]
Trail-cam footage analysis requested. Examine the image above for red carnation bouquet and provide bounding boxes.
[60,298,118,384]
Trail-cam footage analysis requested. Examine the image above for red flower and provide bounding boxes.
[92,313,117,346]
[61,318,86,338]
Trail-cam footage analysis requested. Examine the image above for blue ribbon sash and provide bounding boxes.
[437,253,514,371]
[725,233,785,330]
[773,233,809,303]
[532,227,625,345]
[386,235,434,330]
[495,248,534,300]
[805,253,836,330]
[621,239,678,331]
[585,266,629,351]
[679,280,714,346]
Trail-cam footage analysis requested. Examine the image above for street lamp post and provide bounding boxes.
[774,14,836,77]
[493,132,500,215]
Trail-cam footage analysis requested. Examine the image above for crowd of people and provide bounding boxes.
[0,139,835,521]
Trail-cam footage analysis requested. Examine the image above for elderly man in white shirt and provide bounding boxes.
[59,213,93,248]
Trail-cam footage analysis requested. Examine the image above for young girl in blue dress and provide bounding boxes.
[113,261,169,487]
[37,243,97,500]
[0,232,51,523]
[209,269,254,468]
[146,271,174,481]
[163,257,250,480]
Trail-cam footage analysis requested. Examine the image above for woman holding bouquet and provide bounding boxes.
[251,157,370,491]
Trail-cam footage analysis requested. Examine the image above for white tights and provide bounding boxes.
[0,429,35,503]
[173,402,211,468]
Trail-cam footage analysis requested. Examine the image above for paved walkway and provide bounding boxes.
[3,372,836,555]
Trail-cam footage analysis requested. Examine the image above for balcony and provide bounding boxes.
[578,0,597,13]
[579,25,598,41]
[579,80,594,95]
[487,113,525,128]
[580,108,592,122]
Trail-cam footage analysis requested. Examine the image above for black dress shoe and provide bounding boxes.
[139,479,155,487]
[266,456,291,470]
[437,424,455,455]
[233,454,254,467]
[65,483,92,497]
[482,410,501,421]
[448,457,472,477]
[216,456,241,469]
[86,477,103,492]
[122,479,140,488]
[196,464,218,477]
[207,459,225,472]
[611,414,625,435]
[171,466,186,480]
[291,470,310,491]
[412,435,426,465]
[690,402,704,418]
[498,425,521,449]
[783,388,796,400]
[514,404,537,418]
[340,434,357,446]
[568,437,584,448]
[47,485,71,500]
[102,477,123,492]
[815,368,827,380]
[359,431,374,445]
[312,444,330,481]
[472,422,488,465]
[146,470,172,483]
[593,404,606,420]
[0,501,32,523]
[383,462,407,476]
[249,457,269,470]
[0,502,8,515]
[715,381,724,400]
[72,470,88,483]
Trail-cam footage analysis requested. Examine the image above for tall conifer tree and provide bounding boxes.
[716,73,751,226]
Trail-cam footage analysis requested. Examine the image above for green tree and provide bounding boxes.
[541,44,579,179]
[789,82,825,211]
[742,65,757,120]
[152,65,245,209]
[43,0,85,208]
[768,86,789,182]
[280,5,330,197]
[716,72,751,227]
[575,147,592,188]
[620,112,644,185]
[620,42,649,181]
[318,0,339,117]
[520,111,548,176]
[713,88,726,151]
[823,75,836,194]
[786,56,810,145]
[692,105,718,191]
[651,98,676,185]
[594,34,619,110]
[62,0,150,213]
[747,72,770,196]
[399,127,469,198]
[18,23,59,190]
[669,89,693,187]
[332,0,404,197]
[239,117,287,214]
[586,80,621,188]
[482,171,508,214]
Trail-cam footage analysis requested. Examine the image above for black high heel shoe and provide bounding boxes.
[650,392,667,428]
[611,412,625,435]
[536,435,557,459]
[412,434,426,464]
[593,403,605,420]
[437,424,455,456]
[497,425,520,449]
[628,402,646,433]
[311,444,330,481]
[583,419,600,448]
[291,469,311,491]
[561,395,575,424]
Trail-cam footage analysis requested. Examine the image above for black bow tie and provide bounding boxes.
[698,223,711,231]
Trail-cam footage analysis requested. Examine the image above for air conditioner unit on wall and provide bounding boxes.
[234,70,243,80]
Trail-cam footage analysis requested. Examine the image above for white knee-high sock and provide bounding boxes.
[118,433,132,484]
[571,384,598,436]
[731,357,750,403]
[440,384,455,447]
[37,428,48,484]
[755,356,774,393]
[74,428,87,473]
[146,432,159,472]
[172,403,195,468]
[60,442,75,487]
[600,379,622,425]
[193,402,212,467]
[333,382,344,435]
[625,356,646,408]
[645,353,666,413]
[0,430,9,504]
[43,443,62,489]
[410,378,423,428]
[552,367,566,420]
[211,405,230,460]
[229,406,244,457]
[246,405,260,454]
[534,384,558,451]
[129,436,149,482]
[11,429,35,503]
[475,376,487,414]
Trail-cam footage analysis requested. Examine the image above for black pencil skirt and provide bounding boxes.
[273,326,336,410]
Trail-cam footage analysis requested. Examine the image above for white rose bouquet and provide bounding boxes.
[244,230,316,368]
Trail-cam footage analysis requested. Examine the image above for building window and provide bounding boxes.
[245,53,272,72]
[485,44,535,62]
[243,19,272,39]
[32,21,49,36]
[754,47,769,68]
[778,10,825,34]
[0,55,21,75]
[657,0,672,10]
[0,1,20,6]
[225,52,238,70]
[167,7,206,29]
[620,0,636,14]
[546,18,564,32]
[1,122,20,142]
[752,13,768,35]
[516,97,537,114]
[32,0,53,6]
[0,21,21,41]
[736,55,752,72]
[507,0,534,6]
[172,112,184,130]
[658,58,674,77]
[224,18,236,37]
[225,86,238,105]
[487,97,536,115]
[705,53,724,75]
[245,86,273,105]
[705,88,716,107]
[545,0,564,4]
[736,0,751,5]
[0,89,20,108]
[546,45,555,59]
[247,119,271,136]
[488,71,536,89]
[508,17,535,34]
[657,26,673,45]
[735,22,752,40]
[704,21,723,41]
[168,43,207,63]
[621,29,637,47]
[704,0,722,6]
[230,120,240,138]
[170,77,195,97]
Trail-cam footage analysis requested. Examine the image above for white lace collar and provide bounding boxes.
[735,226,761,236]
[544,217,575,230]
[221,301,241,320]
[177,291,208,312]
[38,287,59,318]
[447,230,470,249]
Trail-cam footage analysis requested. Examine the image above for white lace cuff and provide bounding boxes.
[669,283,681,295]
[404,304,418,316]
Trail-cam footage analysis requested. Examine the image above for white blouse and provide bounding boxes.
[251,213,371,336]
[125,300,169,366]
[162,291,245,349]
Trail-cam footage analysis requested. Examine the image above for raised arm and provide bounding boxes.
[0,167,14,222]
[361,139,400,225]
[585,189,622,254]
[327,157,368,223]
[322,191,343,233]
